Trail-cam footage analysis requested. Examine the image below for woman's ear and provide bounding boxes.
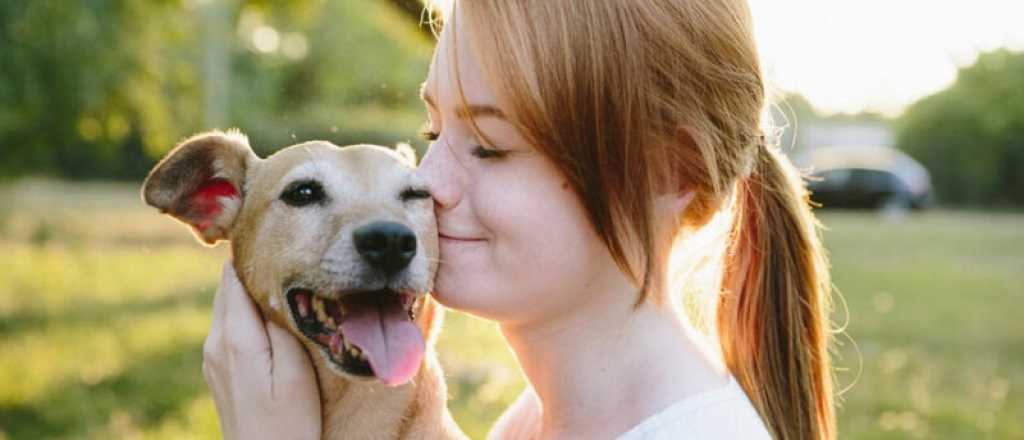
[653,188,698,234]
[672,189,697,216]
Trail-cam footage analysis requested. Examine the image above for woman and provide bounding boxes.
[203,0,835,439]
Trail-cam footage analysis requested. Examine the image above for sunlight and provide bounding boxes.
[749,0,1024,115]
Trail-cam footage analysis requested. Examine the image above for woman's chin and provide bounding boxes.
[432,279,499,319]
[431,284,480,312]
[429,287,459,309]
[429,273,470,308]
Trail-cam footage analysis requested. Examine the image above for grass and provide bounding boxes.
[822,210,1023,438]
[0,179,1020,439]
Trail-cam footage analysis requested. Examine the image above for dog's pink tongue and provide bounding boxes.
[339,299,424,387]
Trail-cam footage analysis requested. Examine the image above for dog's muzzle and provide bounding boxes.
[286,288,424,386]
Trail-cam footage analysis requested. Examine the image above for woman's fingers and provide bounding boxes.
[263,319,322,438]
[206,261,241,439]
[219,261,271,361]
[205,261,232,365]
[266,320,320,393]
[203,259,323,439]
[213,261,231,323]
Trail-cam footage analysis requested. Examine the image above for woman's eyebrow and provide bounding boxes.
[420,89,507,121]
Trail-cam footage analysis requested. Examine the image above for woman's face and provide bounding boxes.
[416,11,624,324]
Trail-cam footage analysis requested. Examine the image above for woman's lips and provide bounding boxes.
[439,232,485,242]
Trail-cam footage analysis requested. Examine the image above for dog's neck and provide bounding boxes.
[313,350,458,440]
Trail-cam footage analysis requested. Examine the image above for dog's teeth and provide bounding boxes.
[357,351,368,361]
[313,298,330,323]
[407,296,421,320]
[343,339,363,359]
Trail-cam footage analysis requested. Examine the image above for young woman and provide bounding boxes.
[202,1,835,439]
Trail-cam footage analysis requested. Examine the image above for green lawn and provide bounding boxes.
[0,179,1020,439]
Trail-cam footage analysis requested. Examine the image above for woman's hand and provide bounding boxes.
[202,261,322,440]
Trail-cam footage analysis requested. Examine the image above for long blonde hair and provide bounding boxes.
[430,1,835,438]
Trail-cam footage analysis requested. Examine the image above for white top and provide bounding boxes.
[616,375,772,440]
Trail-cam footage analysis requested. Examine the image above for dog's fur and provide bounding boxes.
[142,130,465,439]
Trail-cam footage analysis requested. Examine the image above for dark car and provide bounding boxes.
[794,145,934,210]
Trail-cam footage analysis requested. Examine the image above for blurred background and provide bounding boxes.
[0,0,1020,439]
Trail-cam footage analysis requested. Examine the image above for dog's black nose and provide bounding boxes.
[353,221,417,275]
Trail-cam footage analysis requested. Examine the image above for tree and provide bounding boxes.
[0,0,198,179]
[896,49,1024,207]
[0,0,433,180]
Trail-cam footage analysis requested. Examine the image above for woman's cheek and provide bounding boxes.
[434,162,599,319]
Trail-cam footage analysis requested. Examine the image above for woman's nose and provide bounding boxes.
[416,141,462,212]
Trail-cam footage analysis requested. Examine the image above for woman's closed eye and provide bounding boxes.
[469,145,508,159]
[419,128,440,142]
[418,128,510,160]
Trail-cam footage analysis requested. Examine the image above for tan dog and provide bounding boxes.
[142,130,465,439]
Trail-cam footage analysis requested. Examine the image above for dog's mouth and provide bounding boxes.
[286,288,424,386]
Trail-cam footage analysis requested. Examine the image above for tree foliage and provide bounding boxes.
[896,49,1024,207]
[0,0,433,180]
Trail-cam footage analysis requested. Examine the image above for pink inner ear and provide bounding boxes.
[191,179,239,232]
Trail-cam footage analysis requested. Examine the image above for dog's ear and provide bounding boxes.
[395,142,417,167]
[142,130,258,245]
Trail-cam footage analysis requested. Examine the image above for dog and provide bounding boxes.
[142,130,465,439]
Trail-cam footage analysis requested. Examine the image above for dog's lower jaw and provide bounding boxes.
[314,349,466,440]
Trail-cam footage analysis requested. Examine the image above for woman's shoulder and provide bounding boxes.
[487,386,541,440]
[616,375,772,440]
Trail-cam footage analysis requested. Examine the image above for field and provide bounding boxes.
[1,179,1021,439]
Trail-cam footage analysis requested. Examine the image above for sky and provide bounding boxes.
[748,0,1024,116]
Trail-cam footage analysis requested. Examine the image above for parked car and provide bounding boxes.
[793,145,934,210]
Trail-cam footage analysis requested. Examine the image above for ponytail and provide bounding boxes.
[717,141,835,439]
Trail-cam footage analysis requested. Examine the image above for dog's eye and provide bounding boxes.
[400,187,432,202]
[281,180,327,207]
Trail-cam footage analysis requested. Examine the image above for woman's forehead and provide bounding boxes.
[422,14,501,110]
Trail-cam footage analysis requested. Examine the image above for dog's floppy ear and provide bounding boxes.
[142,130,258,245]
